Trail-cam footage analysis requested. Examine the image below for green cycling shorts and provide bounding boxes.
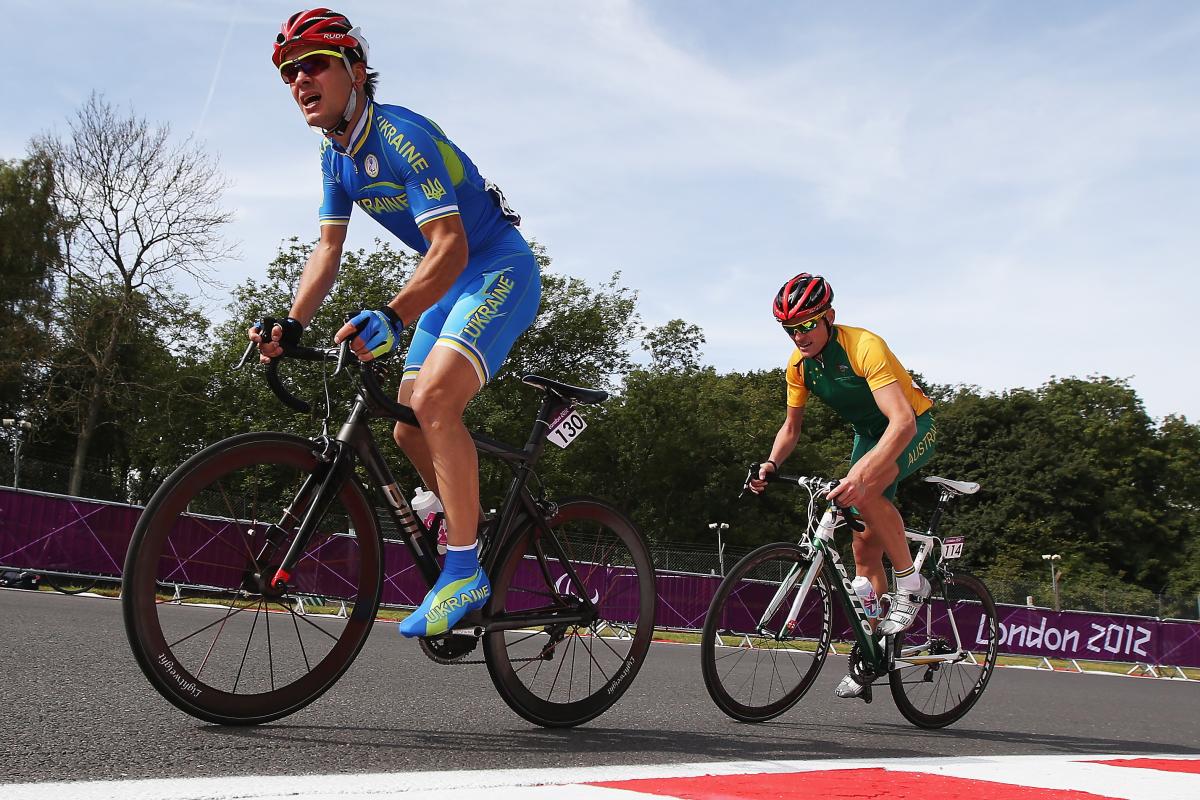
[850,411,936,501]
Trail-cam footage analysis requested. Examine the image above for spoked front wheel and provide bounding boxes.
[889,571,998,728]
[483,498,656,727]
[122,433,383,725]
[700,542,832,722]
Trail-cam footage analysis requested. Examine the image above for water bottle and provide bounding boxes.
[851,576,880,619]
[410,487,447,554]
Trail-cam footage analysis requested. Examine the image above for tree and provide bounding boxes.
[1160,414,1200,601]
[203,236,419,450]
[34,282,215,501]
[0,154,61,414]
[642,319,705,372]
[33,94,234,495]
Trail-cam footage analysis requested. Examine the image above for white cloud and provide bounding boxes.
[5,1,1199,420]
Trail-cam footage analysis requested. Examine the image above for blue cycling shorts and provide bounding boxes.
[403,229,540,386]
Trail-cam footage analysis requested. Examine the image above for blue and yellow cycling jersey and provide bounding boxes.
[319,100,517,254]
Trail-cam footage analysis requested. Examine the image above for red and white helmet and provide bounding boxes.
[272,8,369,68]
[772,273,834,325]
[273,9,371,136]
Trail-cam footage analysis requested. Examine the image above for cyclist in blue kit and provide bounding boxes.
[250,9,540,638]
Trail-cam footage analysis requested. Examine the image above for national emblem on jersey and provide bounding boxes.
[421,177,448,201]
[365,153,380,178]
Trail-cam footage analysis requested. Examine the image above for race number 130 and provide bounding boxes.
[548,408,587,448]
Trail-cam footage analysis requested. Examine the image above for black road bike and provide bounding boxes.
[122,339,656,728]
[700,466,998,729]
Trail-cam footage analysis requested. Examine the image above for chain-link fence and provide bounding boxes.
[0,454,128,504]
[984,578,1199,621]
[649,541,752,577]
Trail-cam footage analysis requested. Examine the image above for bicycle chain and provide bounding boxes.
[422,654,551,666]
[418,647,557,666]
[419,627,576,666]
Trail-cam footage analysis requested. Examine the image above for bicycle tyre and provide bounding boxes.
[122,432,383,725]
[42,573,100,595]
[700,542,832,723]
[483,498,656,727]
[889,571,998,729]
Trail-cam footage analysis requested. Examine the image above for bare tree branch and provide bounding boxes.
[32,93,237,494]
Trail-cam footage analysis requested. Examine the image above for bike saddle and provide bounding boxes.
[923,476,980,495]
[521,375,609,405]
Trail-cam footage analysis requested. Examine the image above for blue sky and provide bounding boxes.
[6,1,1199,420]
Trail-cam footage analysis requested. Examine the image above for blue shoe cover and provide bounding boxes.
[398,568,491,638]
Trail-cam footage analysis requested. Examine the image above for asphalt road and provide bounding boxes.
[1,588,1197,785]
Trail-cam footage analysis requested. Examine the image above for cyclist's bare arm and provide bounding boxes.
[827,382,915,506]
[248,223,347,362]
[394,215,469,323]
[750,404,805,493]
[291,223,348,324]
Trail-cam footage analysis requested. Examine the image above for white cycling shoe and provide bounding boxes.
[876,575,931,636]
[834,673,867,699]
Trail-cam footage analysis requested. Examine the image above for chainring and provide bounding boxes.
[418,633,480,664]
[847,641,878,684]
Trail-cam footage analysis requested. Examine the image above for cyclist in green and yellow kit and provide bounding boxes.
[749,273,937,700]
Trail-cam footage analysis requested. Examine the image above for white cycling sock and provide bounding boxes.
[895,567,923,594]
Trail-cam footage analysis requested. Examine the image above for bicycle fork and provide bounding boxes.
[760,549,825,638]
[759,509,889,674]
[266,438,352,590]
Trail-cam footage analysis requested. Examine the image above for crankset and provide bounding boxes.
[847,642,879,704]
[419,633,480,664]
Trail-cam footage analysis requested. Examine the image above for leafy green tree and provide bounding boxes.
[1160,414,1200,601]
[642,319,705,372]
[915,376,1183,605]
[28,283,212,500]
[0,154,61,416]
[198,237,417,450]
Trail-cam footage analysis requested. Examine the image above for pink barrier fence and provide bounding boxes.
[2,486,1198,668]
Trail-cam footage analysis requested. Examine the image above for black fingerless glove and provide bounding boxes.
[279,317,305,347]
[377,305,404,335]
[255,316,305,347]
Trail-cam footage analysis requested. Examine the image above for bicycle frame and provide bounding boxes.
[759,505,885,671]
[261,360,599,637]
[761,493,972,675]
[891,528,975,669]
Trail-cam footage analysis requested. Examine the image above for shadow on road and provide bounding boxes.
[205,719,1200,764]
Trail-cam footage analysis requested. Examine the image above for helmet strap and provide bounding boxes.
[817,318,836,355]
[321,54,359,137]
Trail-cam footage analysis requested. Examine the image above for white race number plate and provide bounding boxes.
[547,407,587,448]
[941,536,965,560]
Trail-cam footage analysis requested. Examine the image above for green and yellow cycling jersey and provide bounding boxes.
[785,325,933,438]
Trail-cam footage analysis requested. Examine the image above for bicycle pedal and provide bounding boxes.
[861,684,873,704]
[449,609,486,636]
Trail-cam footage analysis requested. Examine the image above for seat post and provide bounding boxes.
[521,390,563,457]
[925,490,954,535]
